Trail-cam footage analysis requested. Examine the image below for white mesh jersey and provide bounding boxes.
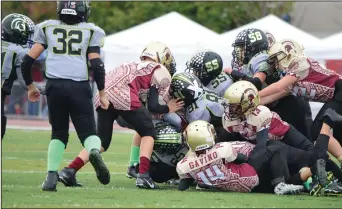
[222,105,290,141]
[186,90,225,127]
[176,142,259,192]
[33,19,105,81]
[206,72,234,97]
[285,57,342,103]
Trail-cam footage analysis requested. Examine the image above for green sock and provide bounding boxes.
[303,177,312,191]
[47,139,65,171]
[129,146,140,166]
[83,135,101,153]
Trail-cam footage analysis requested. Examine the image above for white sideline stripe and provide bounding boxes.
[7,125,134,133]
[2,170,125,175]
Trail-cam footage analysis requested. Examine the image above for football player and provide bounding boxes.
[176,120,323,195]
[169,72,244,143]
[58,42,184,188]
[225,28,310,140]
[1,13,46,140]
[259,39,342,167]
[21,1,110,191]
[185,50,234,97]
[128,122,189,184]
[177,120,260,193]
[223,80,342,191]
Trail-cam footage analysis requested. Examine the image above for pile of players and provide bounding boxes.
[2,0,342,196]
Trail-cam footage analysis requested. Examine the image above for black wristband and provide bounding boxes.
[90,58,105,91]
[21,54,36,86]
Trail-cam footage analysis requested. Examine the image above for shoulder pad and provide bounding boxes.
[249,105,272,131]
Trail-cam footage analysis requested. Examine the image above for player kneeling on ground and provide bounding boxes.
[128,121,189,184]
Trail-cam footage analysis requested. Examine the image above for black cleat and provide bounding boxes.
[89,149,110,185]
[325,182,342,196]
[136,172,159,189]
[316,159,327,186]
[126,163,139,179]
[58,167,82,187]
[42,171,58,192]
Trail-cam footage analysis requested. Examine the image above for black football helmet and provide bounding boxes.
[170,72,204,107]
[1,13,35,46]
[186,50,223,86]
[57,1,91,24]
[154,121,184,155]
[231,28,268,67]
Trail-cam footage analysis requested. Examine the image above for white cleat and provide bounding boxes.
[274,182,304,195]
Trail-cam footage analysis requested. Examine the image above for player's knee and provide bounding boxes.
[51,131,69,145]
[78,131,97,145]
[101,140,111,151]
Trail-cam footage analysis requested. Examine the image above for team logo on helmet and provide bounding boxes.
[282,41,296,54]
[11,18,26,32]
[241,88,257,107]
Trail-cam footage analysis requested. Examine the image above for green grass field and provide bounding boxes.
[2,129,342,208]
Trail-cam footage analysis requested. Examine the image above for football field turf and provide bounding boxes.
[2,129,342,208]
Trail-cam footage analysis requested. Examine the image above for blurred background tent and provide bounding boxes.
[103,12,233,73]
[1,1,341,120]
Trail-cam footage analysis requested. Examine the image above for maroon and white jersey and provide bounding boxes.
[176,142,259,193]
[94,61,171,111]
[285,57,342,103]
[229,141,255,157]
[222,105,290,141]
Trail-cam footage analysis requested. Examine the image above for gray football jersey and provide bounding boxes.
[239,52,270,77]
[33,19,105,81]
[1,41,28,87]
[186,91,225,127]
[206,72,234,97]
[151,144,189,167]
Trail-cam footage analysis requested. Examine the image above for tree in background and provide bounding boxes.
[1,1,293,35]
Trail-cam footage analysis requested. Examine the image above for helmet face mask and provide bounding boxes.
[232,28,268,66]
[268,39,304,72]
[223,81,260,118]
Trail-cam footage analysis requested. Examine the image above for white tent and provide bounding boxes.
[104,11,221,47]
[220,14,321,49]
[102,11,232,72]
[322,32,342,47]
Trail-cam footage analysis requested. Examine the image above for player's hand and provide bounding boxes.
[100,95,110,110]
[224,68,232,74]
[167,98,184,113]
[27,84,40,102]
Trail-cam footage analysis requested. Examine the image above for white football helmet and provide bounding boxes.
[140,41,175,75]
[268,39,305,70]
[223,81,260,120]
[183,120,216,152]
[264,31,276,49]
